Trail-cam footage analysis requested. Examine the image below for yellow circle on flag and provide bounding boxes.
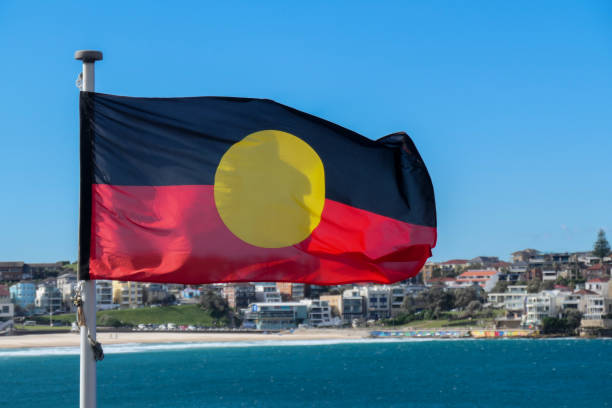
[214,130,325,248]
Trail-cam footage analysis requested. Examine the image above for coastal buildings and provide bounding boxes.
[222,283,256,310]
[0,262,25,281]
[112,281,144,309]
[96,280,115,310]
[243,302,308,330]
[420,262,437,282]
[390,285,407,316]
[304,299,333,326]
[525,292,559,325]
[255,283,282,303]
[319,294,342,317]
[9,282,36,308]
[487,285,528,318]
[0,285,14,320]
[34,285,62,313]
[583,295,607,320]
[341,289,365,323]
[439,259,469,274]
[143,283,169,304]
[456,270,499,292]
[0,261,71,281]
[26,262,67,279]
[56,273,77,311]
[361,286,391,320]
[585,278,610,296]
[0,285,9,303]
[470,256,500,268]
[276,282,305,301]
[179,287,201,304]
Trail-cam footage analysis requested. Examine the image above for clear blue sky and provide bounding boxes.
[1,1,610,263]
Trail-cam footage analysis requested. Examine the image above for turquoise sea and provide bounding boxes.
[1,338,611,407]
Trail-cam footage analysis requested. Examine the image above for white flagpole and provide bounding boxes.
[75,49,102,408]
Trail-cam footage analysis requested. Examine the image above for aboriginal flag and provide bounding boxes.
[79,92,436,285]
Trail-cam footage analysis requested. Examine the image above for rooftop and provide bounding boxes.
[458,270,498,278]
[428,277,456,282]
[0,261,25,267]
[574,289,598,296]
[587,277,609,282]
[440,259,469,265]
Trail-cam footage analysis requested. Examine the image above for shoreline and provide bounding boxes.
[2,328,601,350]
[0,328,371,349]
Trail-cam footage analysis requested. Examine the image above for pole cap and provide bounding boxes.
[74,50,103,62]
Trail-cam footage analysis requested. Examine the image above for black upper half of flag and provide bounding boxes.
[80,92,436,228]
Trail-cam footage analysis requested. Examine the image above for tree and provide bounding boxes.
[424,287,454,313]
[13,304,26,317]
[464,300,482,317]
[541,280,554,291]
[491,281,509,293]
[99,314,123,328]
[431,267,442,279]
[454,287,480,310]
[199,290,230,319]
[400,294,419,314]
[527,279,541,293]
[593,229,611,263]
[161,294,176,306]
[565,310,582,333]
[541,317,568,334]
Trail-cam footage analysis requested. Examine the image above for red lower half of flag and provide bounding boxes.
[89,185,436,285]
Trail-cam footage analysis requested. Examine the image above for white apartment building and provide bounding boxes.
[487,285,528,315]
[96,280,115,310]
[561,293,582,312]
[585,278,610,296]
[35,285,62,313]
[525,291,561,325]
[56,273,77,288]
[255,283,282,303]
[360,286,391,320]
[583,295,609,320]
[542,270,559,281]
[303,299,333,326]
[243,302,308,330]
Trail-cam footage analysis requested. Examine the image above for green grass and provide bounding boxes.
[14,325,71,331]
[395,319,486,329]
[382,310,501,329]
[38,305,223,326]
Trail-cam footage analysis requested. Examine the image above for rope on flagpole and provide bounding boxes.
[74,282,104,362]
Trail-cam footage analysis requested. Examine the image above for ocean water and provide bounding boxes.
[1,338,611,408]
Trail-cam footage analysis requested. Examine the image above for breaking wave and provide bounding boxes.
[0,337,472,357]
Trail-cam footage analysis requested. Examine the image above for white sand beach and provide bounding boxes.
[0,328,372,349]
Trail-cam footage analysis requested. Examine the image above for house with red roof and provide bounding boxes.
[456,270,500,292]
[0,284,14,321]
[586,277,610,296]
[426,277,457,287]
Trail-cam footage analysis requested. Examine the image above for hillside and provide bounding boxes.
[41,305,226,327]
